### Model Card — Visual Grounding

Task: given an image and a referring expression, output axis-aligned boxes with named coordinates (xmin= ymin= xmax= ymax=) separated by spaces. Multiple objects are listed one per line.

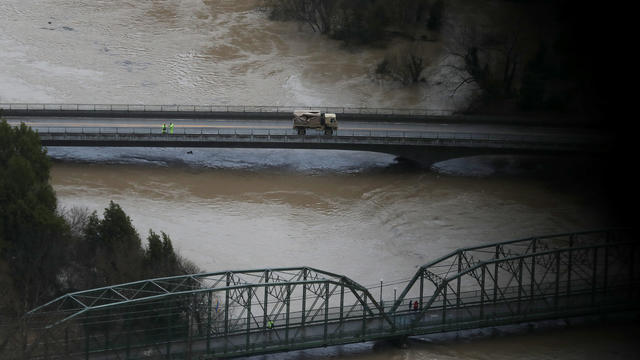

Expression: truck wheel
xmin=324 ymin=128 xmax=333 ymax=136
xmin=297 ymin=128 xmax=306 ymax=135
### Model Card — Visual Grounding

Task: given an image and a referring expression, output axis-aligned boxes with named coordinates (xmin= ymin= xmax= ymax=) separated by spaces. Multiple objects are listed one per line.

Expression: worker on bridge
xmin=170 ymin=122 xmax=174 ymax=134
xmin=162 ymin=123 xmax=167 ymax=134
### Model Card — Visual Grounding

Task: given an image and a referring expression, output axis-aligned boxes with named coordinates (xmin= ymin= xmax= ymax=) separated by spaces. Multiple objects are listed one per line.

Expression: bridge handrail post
xmin=339 ymin=284 xmax=344 ymax=334
xmin=225 ymin=273 xmax=230 ymax=338
xmin=456 ymin=252 xmax=462 ymax=312
xmin=419 ymin=271 xmax=424 ymax=311
xmin=323 ymin=282 xmax=329 ymax=345
xmin=361 ymin=291 xmax=366 ymax=339
xmin=480 ymin=264 xmax=486 ymax=322
xmin=263 ymin=270 xmax=269 ymax=331
xmin=246 ymin=289 xmax=251 ymax=351
xmin=285 ymin=284 xmax=291 ymax=346
xmin=442 ymin=284 xmax=447 ymax=327
xmin=530 ymin=238 xmax=537 ymax=301
xmin=302 ymin=268 xmax=307 ymax=328
xmin=517 ymin=256 xmax=524 ymax=315
xmin=207 ymin=291 xmax=212 ymax=354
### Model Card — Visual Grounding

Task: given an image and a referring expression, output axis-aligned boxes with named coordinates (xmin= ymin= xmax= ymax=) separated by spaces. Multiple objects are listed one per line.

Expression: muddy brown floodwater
xmin=0 ymin=0 xmax=466 ymax=108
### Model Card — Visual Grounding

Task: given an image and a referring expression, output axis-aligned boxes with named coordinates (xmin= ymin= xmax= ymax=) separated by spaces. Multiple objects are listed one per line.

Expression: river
xmin=47 ymin=147 xmax=626 ymax=359
xmin=2 ymin=0 xmax=634 ymax=358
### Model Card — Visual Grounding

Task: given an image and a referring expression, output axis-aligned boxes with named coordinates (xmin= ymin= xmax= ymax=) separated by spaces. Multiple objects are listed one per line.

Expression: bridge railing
xmin=1 ymin=103 xmax=457 ymax=116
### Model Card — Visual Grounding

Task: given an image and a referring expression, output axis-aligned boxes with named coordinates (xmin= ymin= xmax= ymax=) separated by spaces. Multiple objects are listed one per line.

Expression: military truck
xmin=292 ymin=110 xmax=338 ymax=135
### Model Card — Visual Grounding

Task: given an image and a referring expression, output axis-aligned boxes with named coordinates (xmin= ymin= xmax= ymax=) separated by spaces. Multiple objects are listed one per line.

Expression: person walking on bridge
xmin=162 ymin=123 xmax=167 ymax=134
xmin=170 ymin=122 xmax=174 ymax=134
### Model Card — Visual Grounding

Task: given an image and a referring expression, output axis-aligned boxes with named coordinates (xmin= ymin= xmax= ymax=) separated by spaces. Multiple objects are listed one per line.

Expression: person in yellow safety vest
xmin=162 ymin=123 xmax=166 ymax=134
xmin=170 ymin=122 xmax=174 ymax=134
xmin=267 ymin=320 xmax=274 ymax=329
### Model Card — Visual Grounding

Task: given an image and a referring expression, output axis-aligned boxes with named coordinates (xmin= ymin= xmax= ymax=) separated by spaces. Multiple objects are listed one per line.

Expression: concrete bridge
xmin=2 ymin=229 xmax=638 ymax=359
xmin=1 ymin=103 xmax=611 ymax=166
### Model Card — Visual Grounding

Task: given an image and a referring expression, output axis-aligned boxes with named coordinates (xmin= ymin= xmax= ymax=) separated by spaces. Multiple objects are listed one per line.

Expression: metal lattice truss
xmin=15 ymin=267 xmax=394 ymax=359
xmin=4 ymin=229 xmax=638 ymax=360
xmin=406 ymin=240 xmax=639 ymax=331
xmin=392 ymin=228 xmax=632 ymax=312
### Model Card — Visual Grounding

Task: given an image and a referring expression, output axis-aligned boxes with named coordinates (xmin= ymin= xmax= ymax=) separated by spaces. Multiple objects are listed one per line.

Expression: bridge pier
xmin=388 ymin=335 xmax=410 ymax=349
xmin=371 ymin=335 xmax=410 ymax=350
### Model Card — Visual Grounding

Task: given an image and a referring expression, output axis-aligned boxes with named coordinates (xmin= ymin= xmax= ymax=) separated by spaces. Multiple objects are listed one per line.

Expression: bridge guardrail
xmin=1 ymin=103 xmax=456 ymax=116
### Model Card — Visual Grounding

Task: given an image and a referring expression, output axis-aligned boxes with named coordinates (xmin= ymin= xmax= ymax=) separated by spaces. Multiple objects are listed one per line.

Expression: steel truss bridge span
xmin=4 ymin=229 xmax=638 ymax=359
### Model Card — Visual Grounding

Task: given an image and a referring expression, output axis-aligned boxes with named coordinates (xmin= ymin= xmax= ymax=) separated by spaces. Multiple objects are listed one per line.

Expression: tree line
xmin=266 ymin=0 xmax=445 ymax=44
xmin=265 ymin=0 xmax=609 ymax=118
xmin=0 ymin=119 xmax=200 ymax=328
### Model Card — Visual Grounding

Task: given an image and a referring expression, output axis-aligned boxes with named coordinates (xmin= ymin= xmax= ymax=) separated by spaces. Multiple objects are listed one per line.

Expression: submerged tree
xmin=376 ymin=41 xmax=432 ymax=84
xmin=445 ymin=21 xmax=524 ymax=99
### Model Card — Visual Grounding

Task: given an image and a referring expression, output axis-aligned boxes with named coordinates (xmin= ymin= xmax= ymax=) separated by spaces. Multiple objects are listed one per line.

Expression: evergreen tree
xmin=82 ymin=201 xmax=144 ymax=286
xmin=0 ymin=120 xmax=69 ymax=314
xmin=145 ymin=230 xmax=179 ymax=277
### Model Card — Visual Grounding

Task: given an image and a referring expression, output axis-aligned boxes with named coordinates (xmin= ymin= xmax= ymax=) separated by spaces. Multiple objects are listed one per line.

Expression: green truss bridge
xmin=3 ymin=229 xmax=638 ymax=359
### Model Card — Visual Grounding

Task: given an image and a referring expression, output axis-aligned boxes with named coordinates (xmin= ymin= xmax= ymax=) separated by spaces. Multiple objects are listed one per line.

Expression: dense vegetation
xmin=267 ymin=0 xmax=445 ymax=44
xmin=0 ymin=119 xmax=200 ymax=324
xmin=266 ymin=0 xmax=614 ymax=120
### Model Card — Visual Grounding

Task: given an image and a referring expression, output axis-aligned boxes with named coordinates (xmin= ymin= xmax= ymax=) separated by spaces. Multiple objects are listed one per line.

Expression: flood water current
xmin=2 ymin=0 xmax=636 ymax=358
